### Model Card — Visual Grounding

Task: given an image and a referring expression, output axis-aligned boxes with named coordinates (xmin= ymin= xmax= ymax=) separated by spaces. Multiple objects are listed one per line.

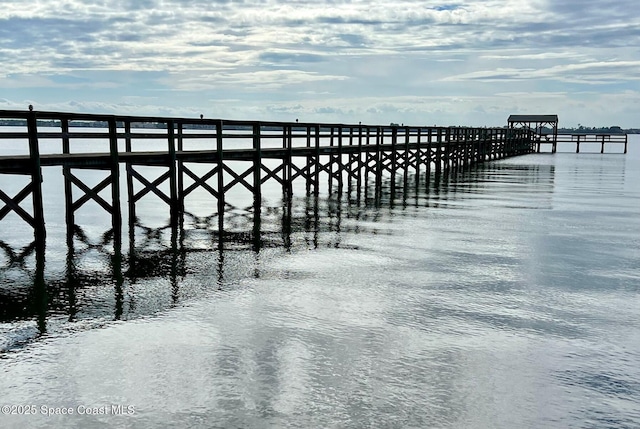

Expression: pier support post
xmin=177 ymin=122 xmax=185 ymax=216
xmin=357 ymin=126 xmax=364 ymax=198
xmin=216 ymin=120 xmax=225 ymax=235
xmin=425 ymin=129 xmax=432 ymax=181
xmin=124 ymin=120 xmax=136 ymax=257
xmin=314 ymin=125 xmax=321 ymax=197
xmin=328 ymin=127 xmax=334 ymax=194
xmin=253 ymin=123 xmax=262 ymax=250
xmin=390 ymin=126 xmax=397 ymax=193
xmin=305 ymin=126 xmax=312 ymax=196
xmin=624 ymin=135 xmax=628 ymax=154
xmin=336 ymin=126 xmax=343 ymax=193
xmin=346 ymin=127 xmax=354 ymax=192
xmin=27 ymin=111 xmax=46 ymax=248
xmin=435 ymin=129 xmax=442 ymax=177
xmin=62 ymin=118 xmax=73 ymax=246
xmin=284 ymin=124 xmax=293 ymax=197
xmin=415 ymin=128 xmax=422 ymax=183
xmin=108 ymin=117 xmax=122 ymax=252
xmin=375 ymin=127 xmax=383 ymax=193
xmin=167 ymin=120 xmax=179 ymax=225
xmin=403 ymin=127 xmax=410 ymax=190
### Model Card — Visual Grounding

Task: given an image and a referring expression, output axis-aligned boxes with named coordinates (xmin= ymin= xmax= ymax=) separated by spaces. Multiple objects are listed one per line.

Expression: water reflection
xmin=0 ymin=163 xmax=554 ymax=340
xmin=0 ymin=162 xmax=558 ymax=350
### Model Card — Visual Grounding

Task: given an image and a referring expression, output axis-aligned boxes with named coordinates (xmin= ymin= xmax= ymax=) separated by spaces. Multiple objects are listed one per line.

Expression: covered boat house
xmin=508 ymin=114 xmax=558 ymax=153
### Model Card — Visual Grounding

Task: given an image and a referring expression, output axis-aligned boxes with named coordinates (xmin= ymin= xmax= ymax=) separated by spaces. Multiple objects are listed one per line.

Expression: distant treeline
xmin=0 ymin=119 xmax=221 ymax=129
xmin=1 ymin=119 xmax=639 ymax=134
xmin=549 ymin=126 xmax=639 ymax=134
xmin=557 ymin=126 xmax=631 ymax=134
xmin=0 ymin=119 xmax=268 ymax=131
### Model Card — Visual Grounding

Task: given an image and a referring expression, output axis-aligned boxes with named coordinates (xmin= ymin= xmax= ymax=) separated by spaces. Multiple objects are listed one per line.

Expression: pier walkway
xmin=1 ymin=109 xmax=535 ymax=246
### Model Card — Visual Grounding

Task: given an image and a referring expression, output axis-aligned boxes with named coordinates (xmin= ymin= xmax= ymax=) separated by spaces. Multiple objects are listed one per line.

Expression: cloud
xmin=258 ymin=52 xmax=326 ymax=64
xmin=443 ymin=60 xmax=640 ymax=84
xmin=0 ymin=0 xmax=639 ymax=127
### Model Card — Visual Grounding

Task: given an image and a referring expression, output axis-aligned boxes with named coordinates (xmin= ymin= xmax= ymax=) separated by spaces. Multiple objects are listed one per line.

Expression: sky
xmin=0 ymin=0 xmax=639 ymax=128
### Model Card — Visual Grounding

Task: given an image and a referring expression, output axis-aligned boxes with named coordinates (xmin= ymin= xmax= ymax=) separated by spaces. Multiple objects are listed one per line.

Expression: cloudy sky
xmin=1 ymin=0 xmax=639 ymax=127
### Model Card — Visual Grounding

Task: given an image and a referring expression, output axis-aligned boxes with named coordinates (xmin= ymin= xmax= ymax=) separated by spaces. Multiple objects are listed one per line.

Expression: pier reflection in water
xmin=1 ymin=161 xmax=555 ymax=346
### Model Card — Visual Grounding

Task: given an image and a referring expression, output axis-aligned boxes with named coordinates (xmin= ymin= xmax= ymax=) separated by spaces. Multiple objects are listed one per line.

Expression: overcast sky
xmin=1 ymin=0 xmax=639 ymax=127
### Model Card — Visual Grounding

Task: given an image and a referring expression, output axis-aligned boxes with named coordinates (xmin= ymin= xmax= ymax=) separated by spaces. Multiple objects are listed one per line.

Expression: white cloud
xmin=443 ymin=60 xmax=640 ymax=84
xmin=0 ymin=0 xmax=639 ymax=127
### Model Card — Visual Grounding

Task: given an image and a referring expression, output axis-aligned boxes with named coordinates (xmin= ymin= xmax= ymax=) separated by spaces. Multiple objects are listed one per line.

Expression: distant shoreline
xmin=0 ymin=119 xmax=637 ymax=134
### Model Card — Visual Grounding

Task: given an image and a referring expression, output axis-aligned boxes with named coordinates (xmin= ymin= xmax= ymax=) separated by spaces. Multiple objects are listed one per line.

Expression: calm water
xmin=1 ymin=136 xmax=639 ymax=428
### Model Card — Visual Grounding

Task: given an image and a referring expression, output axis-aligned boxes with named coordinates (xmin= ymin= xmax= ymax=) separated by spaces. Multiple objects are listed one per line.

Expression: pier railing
xmin=534 ymin=133 xmax=628 ymax=153
xmin=0 ymin=109 xmax=535 ymax=245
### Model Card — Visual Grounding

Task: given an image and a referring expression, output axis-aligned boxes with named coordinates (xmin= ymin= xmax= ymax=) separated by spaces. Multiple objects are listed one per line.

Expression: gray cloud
xmin=259 ymin=52 xmax=325 ymax=64
xmin=0 ymin=0 xmax=638 ymax=126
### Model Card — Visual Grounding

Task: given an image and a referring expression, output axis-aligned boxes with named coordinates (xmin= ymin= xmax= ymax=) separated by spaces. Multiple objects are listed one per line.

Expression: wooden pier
xmin=1 ymin=109 xmax=536 ymax=247
xmin=507 ymin=114 xmax=628 ymax=154
xmin=535 ymin=133 xmax=628 ymax=154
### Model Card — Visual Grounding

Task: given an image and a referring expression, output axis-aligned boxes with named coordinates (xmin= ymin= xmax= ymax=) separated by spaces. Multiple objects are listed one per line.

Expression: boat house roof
xmin=508 ymin=115 xmax=558 ymax=124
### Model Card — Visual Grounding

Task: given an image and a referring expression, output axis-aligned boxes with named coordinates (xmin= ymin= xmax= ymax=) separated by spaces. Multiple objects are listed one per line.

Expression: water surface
xmin=1 ymin=137 xmax=639 ymax=428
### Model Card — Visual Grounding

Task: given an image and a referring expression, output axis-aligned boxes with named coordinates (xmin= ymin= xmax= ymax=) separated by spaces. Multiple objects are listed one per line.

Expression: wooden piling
xmin=108 ymin=117 xmax=122 ymax=250
xmin=216 ymin=120 xmax=225 ymax=235
xmin=62 ymin=118 xmax=73 ymax=245
xmin=177 ymin=122 xmax=185 ymax=216
xmin=26 ymin=111 xmax=46 ymax=247
xmin=435 ymin=128 xmax=443 ymax=176
xmin=336 ymin=126 xmax=343 ymax=192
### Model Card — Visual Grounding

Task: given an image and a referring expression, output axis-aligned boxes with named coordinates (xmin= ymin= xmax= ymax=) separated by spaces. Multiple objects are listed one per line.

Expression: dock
xmin=0 ymin=109 xmax=614 ymax=249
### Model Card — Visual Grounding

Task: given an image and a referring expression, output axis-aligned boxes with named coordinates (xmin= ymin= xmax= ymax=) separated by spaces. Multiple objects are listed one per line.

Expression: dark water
xmin=1 ymin=137 xmax=639 ymax=428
